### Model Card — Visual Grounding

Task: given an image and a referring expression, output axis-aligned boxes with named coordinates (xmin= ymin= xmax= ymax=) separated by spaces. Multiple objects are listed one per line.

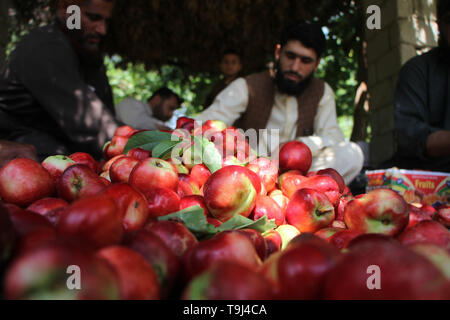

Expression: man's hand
xmin=426 ymin=130 xmax=450 ymax=157
xmin=0 ymin=140 xmax=38 ymax=168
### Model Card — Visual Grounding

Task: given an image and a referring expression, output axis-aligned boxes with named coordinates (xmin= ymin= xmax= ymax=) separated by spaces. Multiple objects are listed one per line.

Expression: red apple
xmin=109 ymin=156 xmax=139 ymax=183
xmin=435 ymin=205 xmax=450 ymax=228
xmin=3 ymin=203 xmax=57 ymax=257
xmin=0 ymin=158 xmax=55 ymax=207
xmin=202 ymin=120 xmax=227 ymax=133
xmin=4 ymin=242 xmax=121 ymax=300
xmin=97 ymin=246 xmax=160 ymax=300
xmin=103 ymin=135 xmax=129 ymax=160
xmin=286 ymin=188 xmax=335 ymax=233
xmin=44 ymin=206 xmax=66 ymax=227
xmin=167 ymin=159 xmax=189 ymax=175
xmin=233 ymin=229 xmax=267 ymax=262
xmin=129 ymin=158 xmax=179 ymax=193
xmin=336 ymin=195 xmax=352 ymax=221
xmin=142 ymin=187 xmax=181 ymax=218
xmin=189 ymin=164 xmax=211 ymax=188
xmin=183 ymin=261 xmax=273 ymax=300
xmin=176 ymin=117 xmax=196 ymax=132
xmin=57 ymin=164 xmax=106 ymax=202
xmin=397 ymin=220 xmax=450 ymax=251
xmin=277 ymin=170 xmax=308 ymax=198
xmin=41 ymin=155 xmax=76 ymax=184
xmin=268 ymin=189 xmax=289 ymax=213
xmin=114 ymin=125 xmax=136 ymax=138
xmin=222 ymin=155 xmax=245 ymax=167
xmin=409 ymin=243 xmax=450 ymax=280
xmin=275 ymin=224 xmax=301 ymax=250
xmin=203 ymin=165 xmax=257 ymax=222
xmin=263 ymin=230 xmax=282 ymax=258
xmin=296 ymin=175 xmax=341 ymax=207
xmin=323 ymin=239 xmax=450 ymax=299
xmin=144 ymin=220 xmax=198 ymax=261
xmin=247 ymin=157 xmax=278 ymax=193
xmin=344 ymin=189 xmax=409 ymax=237
xmin=57 ymin=194 xmax=124 ymax=249
xmin=278 ymin=141 xmax=312 ymax=174
xmin=260 ymin=234 xmax=341 ymax=299
xmin=4 ymin=203 xmax=54 ymax=237
xmin=407 ymin=203 xmax=434 ymax=229
xmin=102 ymin=154 xmax=125 ymax=172
xmin=180 ymin=195 xmax=208 ymax=217
xmin=346 ymin=233 xmax=399 ymax=249
xmin=69 ymin=152 xmax=98 ymax=173
xmin=315 ymin=227 xmax=344 ymax=242
xmin=123 ymin=230 xmax=180 ymax=299
xmin=126 ymin=148 xmax=151 ymax=161
xmin=316 ymin=168 xmax=346 ymax=194
xmin=252 ymin=195 xmax=285 ymax=227
xmin=26 ymin=197 xmax=68 ymax=217
xmin=102 ymin=183 xmax=149 ymax=232
xmin=182 ymin=231 xmax=262 ymax=281
xmin=328 ymin=229 xmax=363 ymax=250
xmin=177 ymin=180 xmax=200 ymax=198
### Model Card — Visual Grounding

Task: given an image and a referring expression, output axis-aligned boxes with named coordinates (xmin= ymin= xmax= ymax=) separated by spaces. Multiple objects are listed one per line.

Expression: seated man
xmin=0 ymin=0 xmax=120 ymax=160
xmin=204 ymin=49 xmax=243 ymax=108
xmin=393 ymin=0 xmax=450 ymax=172
xmin=115 ymin=87 xmax=183 ymax=131
xmin=196 ymin=21 xmax=364 ymax=184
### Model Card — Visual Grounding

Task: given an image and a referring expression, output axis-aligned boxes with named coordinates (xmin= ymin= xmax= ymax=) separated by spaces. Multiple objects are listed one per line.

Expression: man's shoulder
xmin=245 ymin=70 xmax=272 ymax=81
xmin=402 ymin=47 xmax=441 ymax=73
xmin=116 ymin=98 xmax=147 ymax=109
xmin=10 ymin=23 xmax=74 ymax=62
xmin=19 ymin=23 xmax=69 ymax=48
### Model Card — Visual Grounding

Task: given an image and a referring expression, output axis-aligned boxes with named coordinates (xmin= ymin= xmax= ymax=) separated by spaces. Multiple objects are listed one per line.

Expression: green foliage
xmin=158 ymin=206 xmax=276 ymax=241
xmin=105 ymin=55 xmax=219 ymax=115
xmin=316 ymin=2 xmax=360 ymax=118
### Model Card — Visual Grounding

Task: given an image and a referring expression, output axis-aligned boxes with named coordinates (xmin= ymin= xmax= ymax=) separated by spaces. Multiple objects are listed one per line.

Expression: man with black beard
xmin=196 ymin=21 xmax=364 ymax=184
xmin=0 ymin=0 xmax=120 ymax=160
xmin=392 ymin=0 xmax=450 ymax=172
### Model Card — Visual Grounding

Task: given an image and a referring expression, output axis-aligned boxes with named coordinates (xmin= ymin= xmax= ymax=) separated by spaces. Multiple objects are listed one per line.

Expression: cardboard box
xmin=366 ymin=168 xmax=450 ymax=207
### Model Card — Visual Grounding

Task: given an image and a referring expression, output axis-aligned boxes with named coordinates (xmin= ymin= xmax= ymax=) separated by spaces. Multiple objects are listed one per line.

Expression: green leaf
xmin=217 ymin=215 xmax=276 ymax=234
xmin=157 ymin=206 xmax=276 ymax=240
xmin=157 ymin=206 xmax=217 ymax=239
xmin=152 ymin=139 xmax=183 ymax=159
xmin=124 ymin=130 xmax=174 ymax=155
xmin=200 ymin=137 xmax=222 ymax=173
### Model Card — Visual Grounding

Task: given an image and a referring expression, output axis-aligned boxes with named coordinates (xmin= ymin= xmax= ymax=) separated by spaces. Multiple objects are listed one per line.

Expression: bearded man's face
xmin=274 ymin=40 xmax=320 ymax=95
xmin=60 ymin=0 xmax=114 ymax=65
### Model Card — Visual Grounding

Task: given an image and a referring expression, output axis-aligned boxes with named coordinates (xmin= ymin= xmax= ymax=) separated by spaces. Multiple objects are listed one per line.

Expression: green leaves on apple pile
xmin=158 ymin=206 xmax=277 ymax=240
xmin=123 ymin=131 xmax=222 ymax=173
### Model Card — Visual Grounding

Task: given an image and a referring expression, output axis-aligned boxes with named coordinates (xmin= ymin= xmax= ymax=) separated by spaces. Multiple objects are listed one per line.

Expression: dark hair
xmin=279 ymin=20 xmax=326 ymax=58
xmin=438 ymin=0 xmax=450 ymax=20
xmin=222 ymin=48 xmax=242 ymax=59
xmin=149 ymin=87 xmax=183 ymax=105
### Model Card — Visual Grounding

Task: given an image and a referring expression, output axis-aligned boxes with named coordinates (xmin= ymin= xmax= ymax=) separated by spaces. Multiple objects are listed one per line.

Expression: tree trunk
xmin=0 ymin=0 xmax=11 ymax=71
xmin=350 ymin=2 xmax=371 ymax=143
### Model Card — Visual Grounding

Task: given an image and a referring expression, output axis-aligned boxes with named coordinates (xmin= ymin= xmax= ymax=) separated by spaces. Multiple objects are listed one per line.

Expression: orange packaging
xmin=366 ymin=168 xmax=450 ymax=207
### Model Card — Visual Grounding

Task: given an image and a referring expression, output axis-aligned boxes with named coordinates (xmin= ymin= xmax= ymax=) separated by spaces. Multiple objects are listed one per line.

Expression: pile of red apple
xmin=0 ymin=119 xmax=449 ymax=300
